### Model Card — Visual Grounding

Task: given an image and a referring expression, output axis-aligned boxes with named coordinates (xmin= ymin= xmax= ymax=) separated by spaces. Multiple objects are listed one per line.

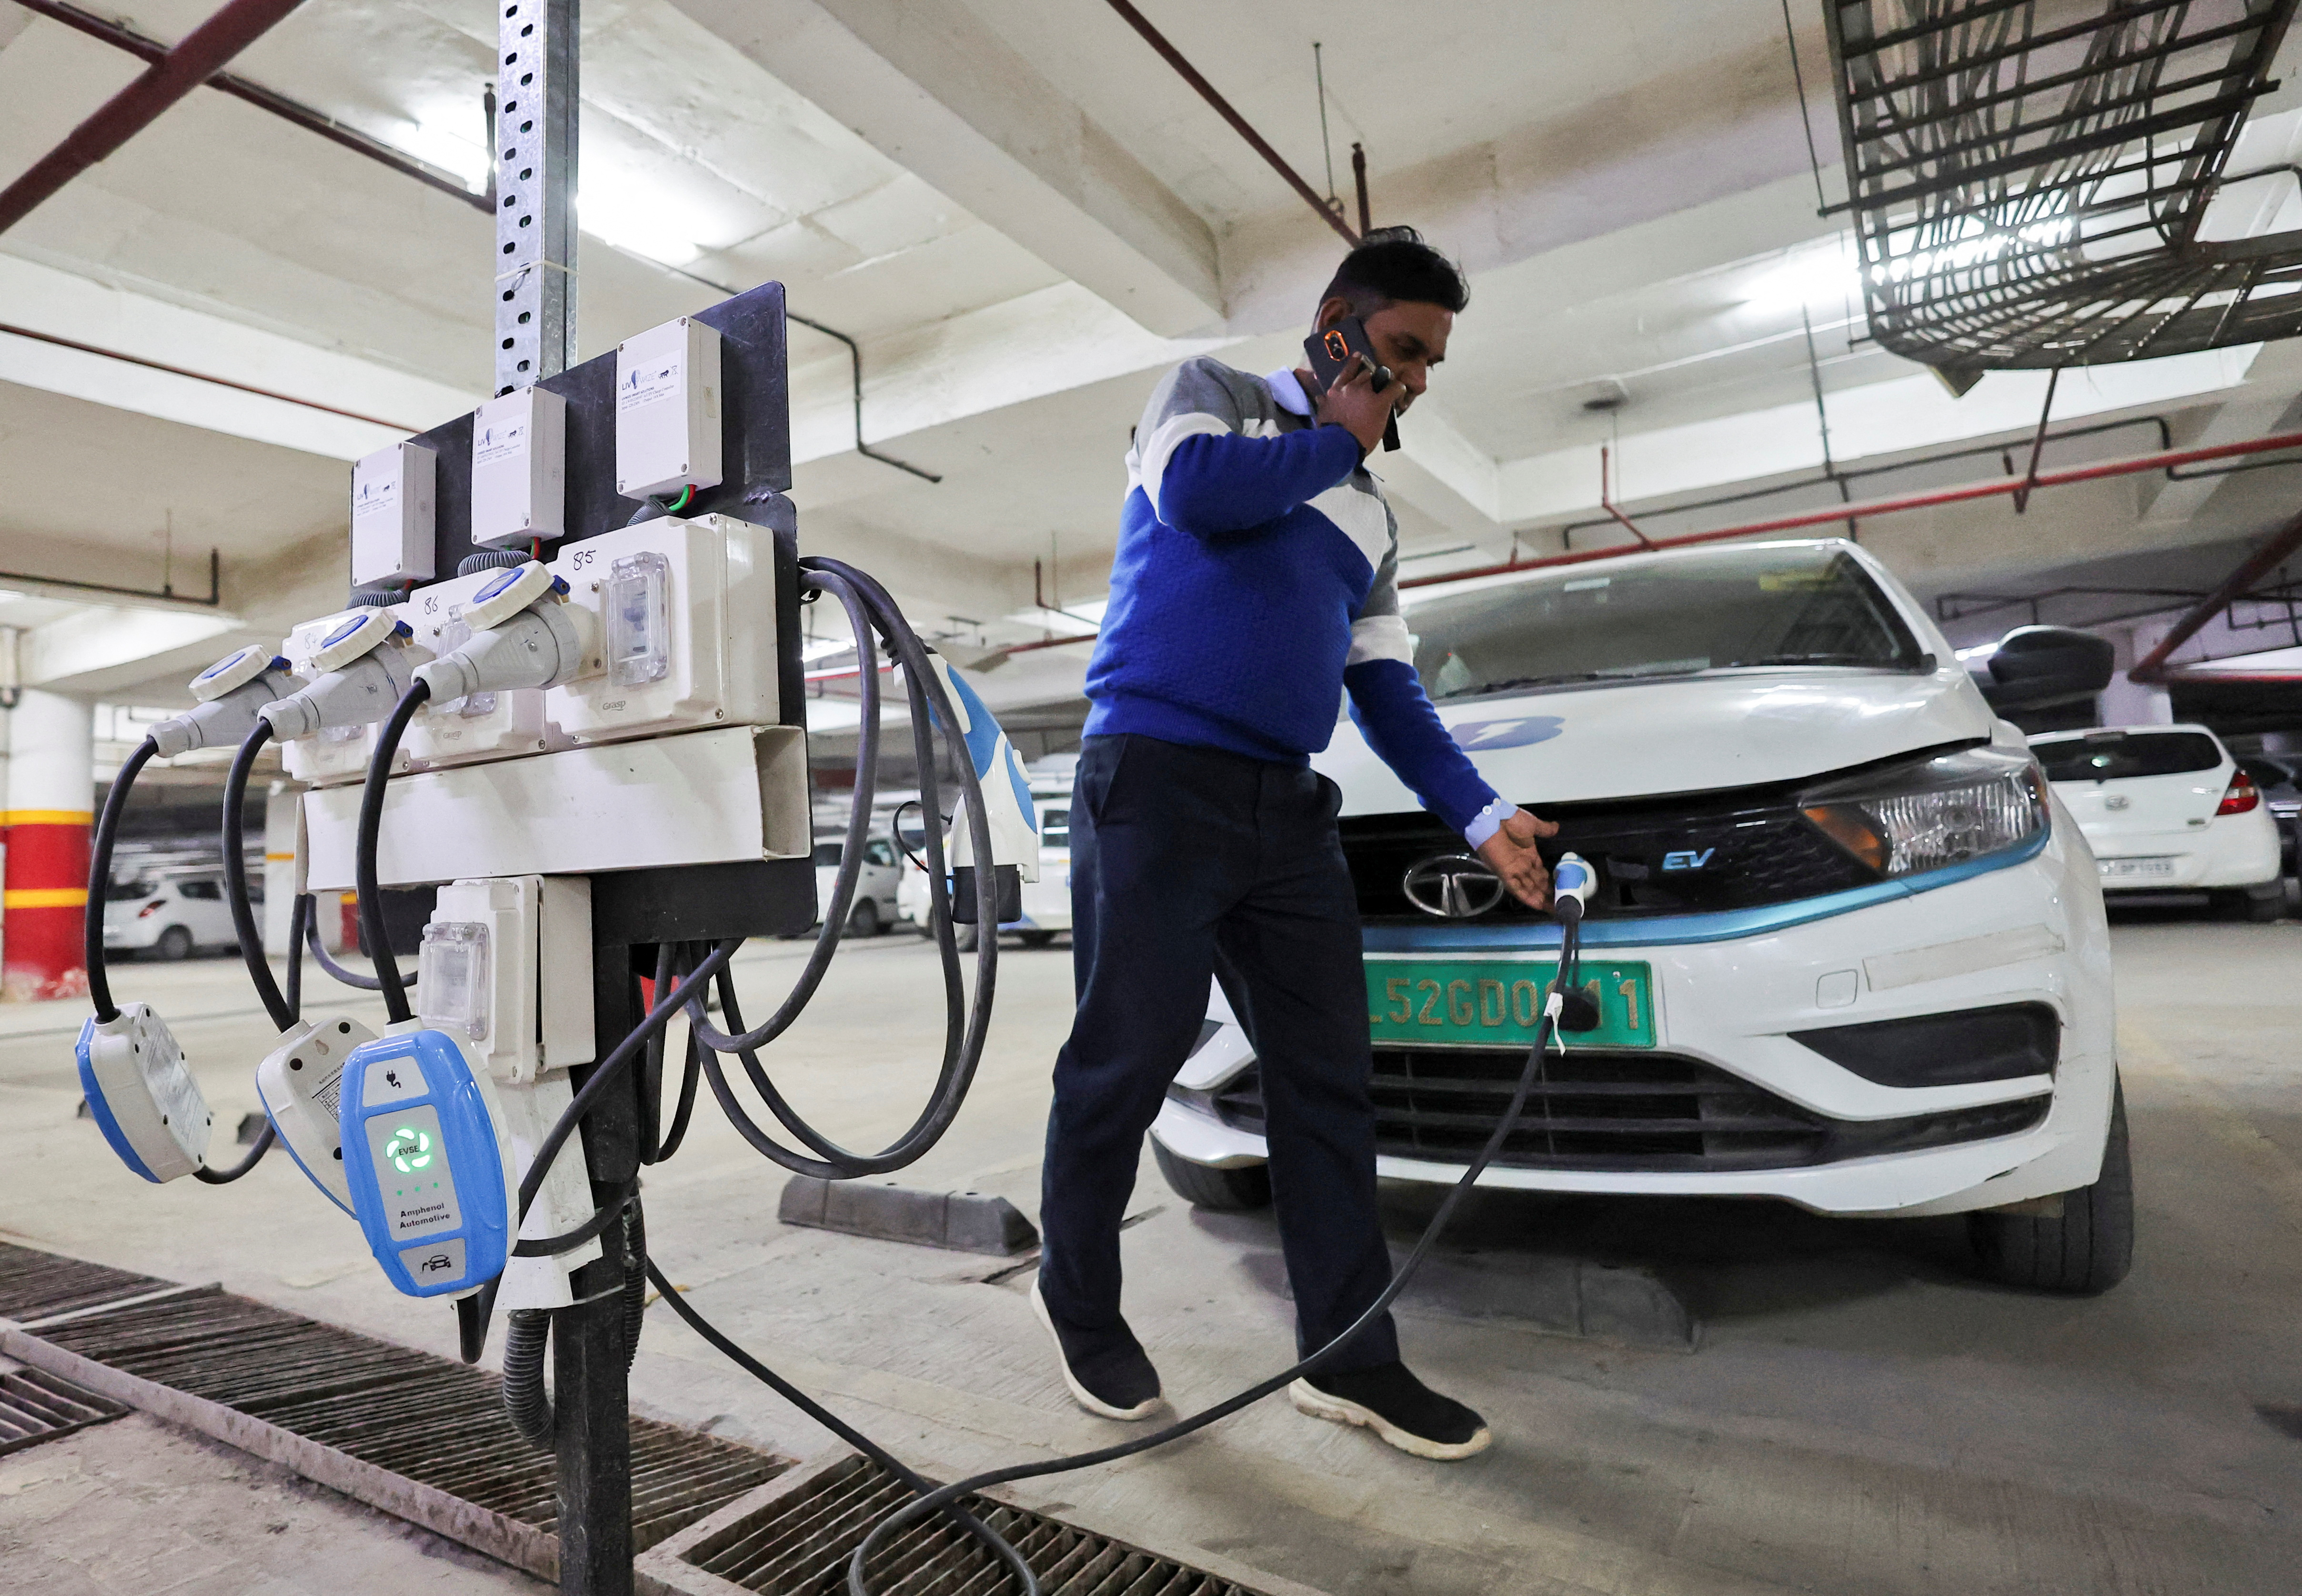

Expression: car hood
xmin=1318 ymin=666 xmax=1998 ymax=813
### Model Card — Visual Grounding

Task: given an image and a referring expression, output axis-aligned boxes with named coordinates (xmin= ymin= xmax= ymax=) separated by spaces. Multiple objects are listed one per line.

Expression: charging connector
xmin=150 ymin=647 xmax=308 ymax=758
xmin=255 ymin=1014 xmax=380 ymax=1214
xmin=261 ymin=615 xmax=426 ymax=743
xmin=411 ymin=562 xmax=594 ymax=702
xmin=76 ymin=1004 xmax=211 ymax=1183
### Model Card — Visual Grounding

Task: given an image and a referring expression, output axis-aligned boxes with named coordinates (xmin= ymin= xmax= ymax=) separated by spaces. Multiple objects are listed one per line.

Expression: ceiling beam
xmin=663 ymin=0 xmax=1223 ymax=336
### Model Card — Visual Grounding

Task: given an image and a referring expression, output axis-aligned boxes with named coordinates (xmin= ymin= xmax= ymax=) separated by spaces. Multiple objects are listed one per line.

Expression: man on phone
xmin=1033 ymin=227 xmax=1556 ymax=1460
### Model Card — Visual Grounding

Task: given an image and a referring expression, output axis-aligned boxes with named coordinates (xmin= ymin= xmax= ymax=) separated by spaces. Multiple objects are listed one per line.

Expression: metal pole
xmin=495 ymin=0 xmax=579 ymax=395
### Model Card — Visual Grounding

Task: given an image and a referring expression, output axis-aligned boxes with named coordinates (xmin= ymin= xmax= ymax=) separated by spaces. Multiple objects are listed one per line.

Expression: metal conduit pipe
xmin=2128 ymin=506 xmax=2302 ymax=683
xmin=0 ymin=0 xmax=313 ymax=237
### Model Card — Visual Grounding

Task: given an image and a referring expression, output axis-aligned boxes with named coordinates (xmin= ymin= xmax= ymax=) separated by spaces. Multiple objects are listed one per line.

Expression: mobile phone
xmin=1303 ymin=316 xmax=1401 ymax=452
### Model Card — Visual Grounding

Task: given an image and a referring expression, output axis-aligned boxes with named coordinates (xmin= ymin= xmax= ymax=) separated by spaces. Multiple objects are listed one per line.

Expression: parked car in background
xmin=2235 ymin=753 xmax=2302 ymax=878
xmin=102 ymin=873 xmax=243 ymax=960
xmin=811 ymin=836 xmax=901 ymax=936
xmin=896 ymin=763 xmax=1075 ymax=948
xmin=1152 ymin=538 xmax=2132 ymax=1295
xmin=2030 ymin=725 xmax=2283 ymax=920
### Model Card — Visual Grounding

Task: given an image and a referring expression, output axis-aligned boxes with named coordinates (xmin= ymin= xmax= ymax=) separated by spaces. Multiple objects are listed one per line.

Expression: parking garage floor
xmin=3 ymin=916 xmax=2298 ymax=1596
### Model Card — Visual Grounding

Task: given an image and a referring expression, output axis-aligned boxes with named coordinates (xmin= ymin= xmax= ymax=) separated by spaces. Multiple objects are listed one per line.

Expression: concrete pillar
xmin=263 ymin=781 xmax=298 ymax=957
xmin=3 ymin=689 xmax=95 ymax=1002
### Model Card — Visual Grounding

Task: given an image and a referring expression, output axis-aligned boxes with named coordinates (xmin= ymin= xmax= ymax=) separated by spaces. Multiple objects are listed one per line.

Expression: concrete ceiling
xmin=6 ymin=0 xmax=2302 ymax=724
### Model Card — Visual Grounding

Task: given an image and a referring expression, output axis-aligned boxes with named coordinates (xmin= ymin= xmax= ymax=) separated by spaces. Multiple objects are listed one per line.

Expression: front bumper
xmin=1153 ymin=832 xmax=2116 ymax=1218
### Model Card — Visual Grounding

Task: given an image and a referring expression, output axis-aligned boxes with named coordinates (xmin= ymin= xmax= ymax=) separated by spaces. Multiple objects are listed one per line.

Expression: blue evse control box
xmin=340 ymin=1028 xmax=513 ymax=1298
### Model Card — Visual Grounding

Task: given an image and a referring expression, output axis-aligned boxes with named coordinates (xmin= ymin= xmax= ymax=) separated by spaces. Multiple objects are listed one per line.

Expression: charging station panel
xmin=341 ymin=1029 xmax=513 ymax=1298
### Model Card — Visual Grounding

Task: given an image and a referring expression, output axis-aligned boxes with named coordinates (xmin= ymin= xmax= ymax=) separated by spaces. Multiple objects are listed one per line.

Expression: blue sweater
xmin=1084 ymin=358 xmax=1505 ymax=841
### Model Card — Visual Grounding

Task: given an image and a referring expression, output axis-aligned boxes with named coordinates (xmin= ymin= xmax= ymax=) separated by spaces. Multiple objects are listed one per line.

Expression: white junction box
xmin=419 ymin=874 xmax=594 ymax=1084
xmin=351 ymin=441 xmax=437 ymax=588
xmin=615 ymin=317 xmax=723 ymax=501
xmin=548 ymin=513 xmax=777 ymax=743
xmin=278 ymin=606 xmax=416 ymax=787
xmin=399 ymin=568 xmax=563 ymax=769
xmin=471 ymin=387 xmax=567 ymax=547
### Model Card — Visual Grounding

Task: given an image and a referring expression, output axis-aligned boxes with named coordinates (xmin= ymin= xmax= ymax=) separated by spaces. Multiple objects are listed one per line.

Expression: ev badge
xmin=2104 ymin=793 xmax=2132 ymax=811
xmin=1402 ymin=853 xmax=1507 ymax=919
xmin=1448 ymin=716 xmax=1565 ymax=752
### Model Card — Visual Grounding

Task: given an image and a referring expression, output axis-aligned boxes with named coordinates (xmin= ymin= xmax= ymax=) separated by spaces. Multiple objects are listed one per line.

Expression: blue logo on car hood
xmin=1448 ymin=715 xmax=1565 ymax=751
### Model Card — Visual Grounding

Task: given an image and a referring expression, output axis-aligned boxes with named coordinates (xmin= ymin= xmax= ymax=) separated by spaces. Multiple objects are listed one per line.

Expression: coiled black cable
xmin=221 ymin=722 xmax=293 ymax=1032
xmin=298 ymin=892 xmax=414 ymax=992
xmin=357 ymin=681 xmax=432 ymax=1023
xmin=833 ymin=908 xmax=1587 ymax=1596
xmin=85 ymin=738 xmax=157 ymax=1025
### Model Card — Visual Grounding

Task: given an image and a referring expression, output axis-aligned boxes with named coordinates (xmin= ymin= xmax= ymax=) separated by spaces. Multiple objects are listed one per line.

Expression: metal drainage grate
xmin=29 ymin=1287 xmax=784 ymax=1549
xmin=0 ymin=1365 xmax=128 ymax=1457
xmin=0 ymin=1240 xmax=170 ymax=1323
xmin=684 ymin=1453 xmax=1261 ymax=1596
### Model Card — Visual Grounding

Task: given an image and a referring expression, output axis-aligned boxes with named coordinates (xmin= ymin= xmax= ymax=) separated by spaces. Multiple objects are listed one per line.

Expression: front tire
xmin=2212 ymin=886 xmax=2283 ymax=922
xmin=1967 ymin=1078 xmax=2134 ymax=1295
xmin=1019 ymin=929 xmax=1057 ymax=948
xmin=1152 ymin=1137 xmax=1272 ymax=1211
xmin=155 ymin=925 xmax=194 ymax=961
xmin=846 ymin=898 xmax=881 ymax=937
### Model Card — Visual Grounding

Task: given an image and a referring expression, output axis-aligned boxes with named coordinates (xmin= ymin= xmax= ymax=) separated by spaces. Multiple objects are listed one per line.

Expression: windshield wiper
xmin=1723 ymin=652 xmax=1889 ymax=668
xmin=1437 ymin=664 xmax=1706 ymax=698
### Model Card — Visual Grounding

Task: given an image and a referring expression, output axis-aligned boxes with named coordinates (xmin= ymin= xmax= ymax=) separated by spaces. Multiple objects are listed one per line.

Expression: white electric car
xmin=1151 ymin=539 xmax=2132 ymax=1293
xmin=2029 ymin=724 xmax=2282 ymax=920
xmin=102 ymin=873 xmax=242 ymax=960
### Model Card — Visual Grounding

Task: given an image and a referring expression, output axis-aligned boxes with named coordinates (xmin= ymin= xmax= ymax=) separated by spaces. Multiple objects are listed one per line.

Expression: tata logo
xmin=1450 ymin=716 xmax=1565 ymax=752
xmin=1401 ymin=853 xmax=1505 ymax=919
xmin=1661 ymin=848 xmax=1716 ymax=872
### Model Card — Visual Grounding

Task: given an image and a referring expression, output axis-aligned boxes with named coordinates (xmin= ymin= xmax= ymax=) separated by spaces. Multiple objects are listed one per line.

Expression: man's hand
xmin=1476 ymin=808 xmax=1560 ymax=910
xmin=1314 ymin=355 xmax=1407 ymax=456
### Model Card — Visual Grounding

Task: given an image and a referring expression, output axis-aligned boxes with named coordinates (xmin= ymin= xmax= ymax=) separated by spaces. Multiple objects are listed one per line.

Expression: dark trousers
xmin=1038 ymin=733 xmax=1399 ymax=1371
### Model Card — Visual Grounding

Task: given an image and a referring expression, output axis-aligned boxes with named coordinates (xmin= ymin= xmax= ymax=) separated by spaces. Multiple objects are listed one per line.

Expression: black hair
xmin=1320 ymin=225 xmax=1469 ymax=315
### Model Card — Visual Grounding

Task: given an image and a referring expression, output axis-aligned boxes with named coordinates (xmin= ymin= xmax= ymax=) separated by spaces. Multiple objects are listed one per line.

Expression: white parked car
xmin=2029 ymin=724 xmax=2282 ymax=920
xmin=1152 ymin=539 xmax=2132 ymax=1294
xmin=812 ymin=837 xmax=901 ymax=936
xmin=102 ymin=873 xmax=242 ymax=960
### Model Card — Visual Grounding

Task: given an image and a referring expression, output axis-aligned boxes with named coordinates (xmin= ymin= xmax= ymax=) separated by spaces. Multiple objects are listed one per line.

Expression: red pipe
xmin=2127 ymin=504 xmax=2302 ymax=683
xmin=1101 ymin=0 xmax=1359 ymax=246
xmin=986 ymin=424 xmax=2302 ymax=660
xmin=0 ymin=322 xmax=422 ymax=431
xmin=1399 ymin=424 xmax=2302 ymax=590
xmin=0 ymin=0 xmax=311 ymax=237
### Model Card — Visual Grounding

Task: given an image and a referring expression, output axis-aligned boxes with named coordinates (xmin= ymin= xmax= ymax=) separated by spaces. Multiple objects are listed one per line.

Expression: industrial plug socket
xmin=412 ymin=601 xmax=591 ymax=703
xmin=261 ymin=641 xmax=425 ymax=742
xmin=151 ymin=668 xmax=306 ymax=758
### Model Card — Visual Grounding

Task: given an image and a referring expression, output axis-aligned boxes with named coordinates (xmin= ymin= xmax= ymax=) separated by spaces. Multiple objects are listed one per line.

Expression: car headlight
xmin=1800 ymin=747 xmax=2049 ymax=878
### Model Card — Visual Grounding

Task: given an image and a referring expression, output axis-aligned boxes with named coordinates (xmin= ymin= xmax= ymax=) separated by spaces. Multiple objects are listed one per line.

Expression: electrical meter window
xmin=418 ymin=922 xmax=491 ymax=1040
xmin=607 ymin=551 xmax=672 ymax=687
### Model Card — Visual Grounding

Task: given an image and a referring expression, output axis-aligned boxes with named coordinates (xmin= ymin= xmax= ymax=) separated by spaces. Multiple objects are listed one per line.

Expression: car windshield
xmin=105 ymin=879 xmax=158 ymax=902
xmin=1040 ymin=808 xmax=1070 ymax=848
xmin=2035 ymin=730 xmax=2223 ymax=782
xmin=1407 ymin=546 xmax=1926 ymax=701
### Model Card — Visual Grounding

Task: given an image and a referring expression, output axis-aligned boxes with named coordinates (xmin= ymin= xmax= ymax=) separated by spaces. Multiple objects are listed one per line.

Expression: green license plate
xmin=1365 ymin=959 xmax=1656 ymax=1050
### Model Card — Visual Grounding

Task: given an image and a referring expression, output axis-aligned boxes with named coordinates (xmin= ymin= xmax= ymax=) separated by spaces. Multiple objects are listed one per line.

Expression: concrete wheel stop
xmin=778 ymin=1175 xmax=1040 ymax=1255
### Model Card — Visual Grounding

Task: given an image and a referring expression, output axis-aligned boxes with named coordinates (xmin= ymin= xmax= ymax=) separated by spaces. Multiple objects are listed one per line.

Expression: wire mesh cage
xmin=1825 ymin=0 xmax=2302 ymax=371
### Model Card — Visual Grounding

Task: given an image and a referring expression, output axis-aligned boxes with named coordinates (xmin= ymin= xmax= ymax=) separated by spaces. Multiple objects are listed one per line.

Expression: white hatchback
xmin=102 ymin=874 xmax=242 ymax=960
xmin=1150 ymin=539 xmax=2132 ymax=1294
xmin=2029 ymin=725 xmax=2282 ymax=919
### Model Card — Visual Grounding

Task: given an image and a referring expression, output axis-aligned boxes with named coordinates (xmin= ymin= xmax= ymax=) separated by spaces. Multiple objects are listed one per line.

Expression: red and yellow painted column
xmin=3 ymin=690 xmax=95 ymax=1003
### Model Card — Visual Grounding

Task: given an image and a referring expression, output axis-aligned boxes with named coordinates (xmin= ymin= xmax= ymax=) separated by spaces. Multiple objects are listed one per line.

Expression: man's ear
xmin=1313 ymin=295 xmax=1354 ymax=333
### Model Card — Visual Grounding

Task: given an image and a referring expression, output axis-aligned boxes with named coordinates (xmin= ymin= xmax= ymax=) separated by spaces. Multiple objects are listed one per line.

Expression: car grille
xmin=1209 ymin=1048 xmax=2049 ymax=1173
xmin=1343 ymin=784 xmax=1880 ymax=923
